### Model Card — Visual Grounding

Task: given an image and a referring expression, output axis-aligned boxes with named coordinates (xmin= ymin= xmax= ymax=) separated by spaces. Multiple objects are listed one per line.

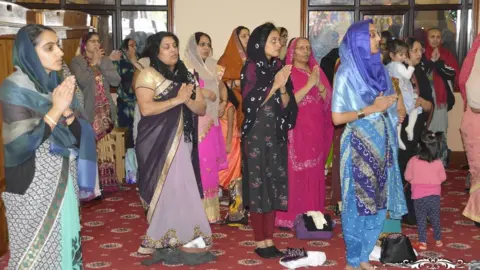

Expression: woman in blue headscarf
xmin=331 ymin=20 xmax=407 ymax=270
xmin=0 ymin=24 xmax=97 ymax=269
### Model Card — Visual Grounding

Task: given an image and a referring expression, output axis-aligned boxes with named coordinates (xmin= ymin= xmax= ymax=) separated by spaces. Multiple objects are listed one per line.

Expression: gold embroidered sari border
xmin=142 ymin=225 xmax=212 ymax=249
xmin=198 ymin=119 xmax=214 ymax=143
xmin=147 ymin=113 xmax=184 ymax=223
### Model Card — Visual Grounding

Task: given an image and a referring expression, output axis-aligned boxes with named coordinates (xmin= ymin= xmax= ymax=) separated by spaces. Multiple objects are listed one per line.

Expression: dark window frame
xmin=303 ymin=0 xmax=472 ymax=65
xmin=14 ymin=0 xmax=173 ymax=49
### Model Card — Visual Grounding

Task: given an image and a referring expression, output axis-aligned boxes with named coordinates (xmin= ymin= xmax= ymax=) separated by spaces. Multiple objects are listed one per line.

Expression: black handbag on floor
xmin=380 ymin=233 xmax=417 ymax=264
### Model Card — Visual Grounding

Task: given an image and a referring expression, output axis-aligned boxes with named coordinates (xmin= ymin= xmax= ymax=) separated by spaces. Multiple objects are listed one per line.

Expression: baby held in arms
xmin=385 ymin=39 xmax=422 ymax=150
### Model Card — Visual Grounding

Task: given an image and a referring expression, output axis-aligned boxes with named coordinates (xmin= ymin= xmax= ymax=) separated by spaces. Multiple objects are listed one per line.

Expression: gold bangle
xmin=45 ymin=114 xmax=57 ymax=126
xmin=168 ymin=99 xmax=173 ymax=107
xmin=319 ymin=85 xmax=326 ymax=93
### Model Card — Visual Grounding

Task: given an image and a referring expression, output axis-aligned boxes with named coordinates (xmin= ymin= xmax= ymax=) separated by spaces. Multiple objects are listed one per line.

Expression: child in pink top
xmin=405 ymin=131 xmax=447 ymax=251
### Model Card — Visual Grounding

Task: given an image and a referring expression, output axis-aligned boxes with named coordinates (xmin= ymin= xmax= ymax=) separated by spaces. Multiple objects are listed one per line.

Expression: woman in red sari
xmin=275 ymin=38 xmax=334 ymax=229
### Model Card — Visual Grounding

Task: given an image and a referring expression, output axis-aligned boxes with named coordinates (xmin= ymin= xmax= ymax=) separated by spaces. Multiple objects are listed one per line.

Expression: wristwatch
xmin=357 ymin=109 xmax=365 ymax=119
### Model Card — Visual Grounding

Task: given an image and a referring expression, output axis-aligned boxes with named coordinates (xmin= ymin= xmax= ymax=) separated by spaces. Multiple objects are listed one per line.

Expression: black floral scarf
xmin=240 ymin=23 xmax=298 ymax=141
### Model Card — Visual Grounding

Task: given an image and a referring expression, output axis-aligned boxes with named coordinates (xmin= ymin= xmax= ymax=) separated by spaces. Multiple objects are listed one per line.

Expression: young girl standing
xmin=218 ymin=88 xmax=246 ymax=226
xmin=385 ymin=39 xmax=421 ymax=150
xmin=405 ymin=131 xmax=447 ymax=250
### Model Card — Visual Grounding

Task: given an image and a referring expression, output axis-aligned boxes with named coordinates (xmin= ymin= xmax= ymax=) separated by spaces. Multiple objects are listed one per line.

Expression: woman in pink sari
xmin=184 ymin=32 xmax=228 ymax=223
xmin=459 ymin=33 xmax=480 ymax=227
xmin=275 ymin=38 xmax=334 ymax=228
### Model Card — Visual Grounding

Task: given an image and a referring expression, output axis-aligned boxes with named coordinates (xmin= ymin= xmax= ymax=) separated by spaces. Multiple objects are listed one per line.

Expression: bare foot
xmin=256 ymin=241 xmax=267 ymax=249
xmin=264 ymin=239 xmax=274 ymax=247
xmin=360 ymin=262 xmax=375 ymax=270
xmin=345 ymin=265 xmax=360 ymax=270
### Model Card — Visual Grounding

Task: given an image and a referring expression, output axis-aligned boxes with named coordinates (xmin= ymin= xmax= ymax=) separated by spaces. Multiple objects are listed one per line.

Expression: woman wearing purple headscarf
xmin=331 ymin=20 xmax=407 ymax=270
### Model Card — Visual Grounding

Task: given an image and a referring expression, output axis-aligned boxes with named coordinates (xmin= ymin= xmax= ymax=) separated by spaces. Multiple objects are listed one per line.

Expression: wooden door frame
xmin=474 ymin=0 xmax=479 ymax=35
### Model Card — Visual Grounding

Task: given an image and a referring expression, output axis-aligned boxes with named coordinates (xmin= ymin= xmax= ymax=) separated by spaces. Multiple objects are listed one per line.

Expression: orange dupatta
xmin=218 ymin=29 xmax=247 ymax=130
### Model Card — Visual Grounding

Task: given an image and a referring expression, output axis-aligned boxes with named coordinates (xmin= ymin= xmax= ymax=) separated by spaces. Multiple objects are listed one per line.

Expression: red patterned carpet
xmin=1 ymin=167 xmax=479 ymax=269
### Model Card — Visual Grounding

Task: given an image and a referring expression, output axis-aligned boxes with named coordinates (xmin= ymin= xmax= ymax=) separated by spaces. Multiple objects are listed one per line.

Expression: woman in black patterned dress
xmin=241 ymin=22 xmax=298 ymax=259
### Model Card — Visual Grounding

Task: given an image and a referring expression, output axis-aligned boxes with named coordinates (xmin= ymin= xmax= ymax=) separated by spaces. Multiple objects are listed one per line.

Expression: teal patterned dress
xmin=114 ymin=52 xmax=138 ymax=147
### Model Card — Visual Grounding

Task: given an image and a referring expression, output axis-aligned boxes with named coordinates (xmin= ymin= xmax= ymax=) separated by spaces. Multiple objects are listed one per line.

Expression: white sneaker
xmin=279 ymin=251 xmax=326 ymax=269
xmin=183 ymin=237 xmax=206 ymax=248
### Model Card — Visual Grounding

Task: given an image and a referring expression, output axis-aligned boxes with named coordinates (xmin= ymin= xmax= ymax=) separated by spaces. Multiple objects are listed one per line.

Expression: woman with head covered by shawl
xmin=0 ymin=24 xmax=97 ymax=269
xmin=241 ymin=22 xmax=298 ymax=258
xmin=331 ymin=20 xmax=407 ymax=270
xmin=459 ymin=33 xmax=480 ymax=227
xmin=274 ymin=37 xmax=334 ymax=229
xmin=70 ymin=32 xmax=122 ymax=193
xmin=113 ymin=38 xmax=142 ymax=148
xmin=184 ymin=32 xmax=228 ymax=223
xmin=218 ymin=26 xmax=250 ymax=132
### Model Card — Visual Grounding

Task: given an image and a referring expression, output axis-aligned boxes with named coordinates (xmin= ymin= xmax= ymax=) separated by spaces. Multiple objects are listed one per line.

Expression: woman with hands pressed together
xmin=113 ymin=38 xmax=143 ymax=148
xmin=331 ymin=20 xmax=407 ymax=270
xmin=184 ymin=32 xmax=228 ymax=224
xmin=275 ymin=37 xmax=334 ymax=229
xmin=134 ymin=32 xmax=212 ymax=256
xmin=0 ymin=24 xmax=97 ymax=269
xmin=241 ymin=22 xmax=298 ymax=259
xmin=70 ymin=31 xmax=122 ymax=193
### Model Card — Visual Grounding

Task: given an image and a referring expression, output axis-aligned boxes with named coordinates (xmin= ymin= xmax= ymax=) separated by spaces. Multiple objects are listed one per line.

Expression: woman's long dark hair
xmin=405 ymin=36 xmax=422 ymax=60
xmin=235 ymin=26 xmax=249 ymax=51
xmin=418 ymin=131 xmax=444 ymax=162
xmin=120 ymin=38 xmax=133 ymax=51
xmin=405 ymin=36 xmax=418 ymax=49
xmin=235 ymin=26 xmax=248 ymax=37
xmin=278 ymin=27 xmax=288 ymax=36
xmin=384 ymin=39 xmax=408 ymax=65
xmin=226 ymin=83 xmax=240 ymax=109
xmin=143 ymin=31 xmax=189 ymax=83
xmin=141 ymin=34 xmax=157 ymax=58
xmin=194 ymin=32 xmax=212 ymax=45
xmin=80 ymin=32 xmax=100 ymax=55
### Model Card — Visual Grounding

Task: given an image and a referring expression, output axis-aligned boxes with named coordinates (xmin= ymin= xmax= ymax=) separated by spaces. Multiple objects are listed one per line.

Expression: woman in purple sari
xmin=134 ymin=32 xmax=212 ymax=256
xmin=275 ymin=37 xmax=334 ymax=229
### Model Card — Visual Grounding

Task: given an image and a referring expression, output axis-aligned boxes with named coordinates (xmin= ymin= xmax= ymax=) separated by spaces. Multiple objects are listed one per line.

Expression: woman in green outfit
xmin=0 ymin=24 xmax=97 ymax=269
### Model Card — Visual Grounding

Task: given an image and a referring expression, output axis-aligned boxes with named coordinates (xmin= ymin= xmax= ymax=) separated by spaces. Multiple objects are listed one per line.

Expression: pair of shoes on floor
xmin=280 ymin=247 xmax=308 ymax=262
xmin=413 ymin=242 xmax=427 ymax=251
xmin=141 ymin=248 xmax=216 ymax=266
xmin=255 ymin=246 xmax=284 ymax=259
xmin=334 ymin=203 xmax=341 ymax=216
xmin=137 ymin=245 xmax=156 ymax=255
xmin=223 ymin=213 xmax=249 ymax=226
xmin=279 ymin=248 xmax=326 ymax=269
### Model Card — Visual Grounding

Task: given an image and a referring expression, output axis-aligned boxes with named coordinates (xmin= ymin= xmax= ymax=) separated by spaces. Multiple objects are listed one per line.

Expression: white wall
xmin=173 ymin=1 xmax=466 ymax=151
xmin=447 ymin=93 xmax=465 ymax=151
xmin=173 ymin=0 xmax=301 ymax=59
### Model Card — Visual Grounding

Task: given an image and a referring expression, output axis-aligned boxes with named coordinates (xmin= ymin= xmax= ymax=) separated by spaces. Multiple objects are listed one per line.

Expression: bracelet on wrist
xmin=357 ymin=109 xmax=365 ymax=119
xmin=64 ymin=112 xmax=75 ymax=120
xmin=45 ymin=114 xmax=57 ymax=126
